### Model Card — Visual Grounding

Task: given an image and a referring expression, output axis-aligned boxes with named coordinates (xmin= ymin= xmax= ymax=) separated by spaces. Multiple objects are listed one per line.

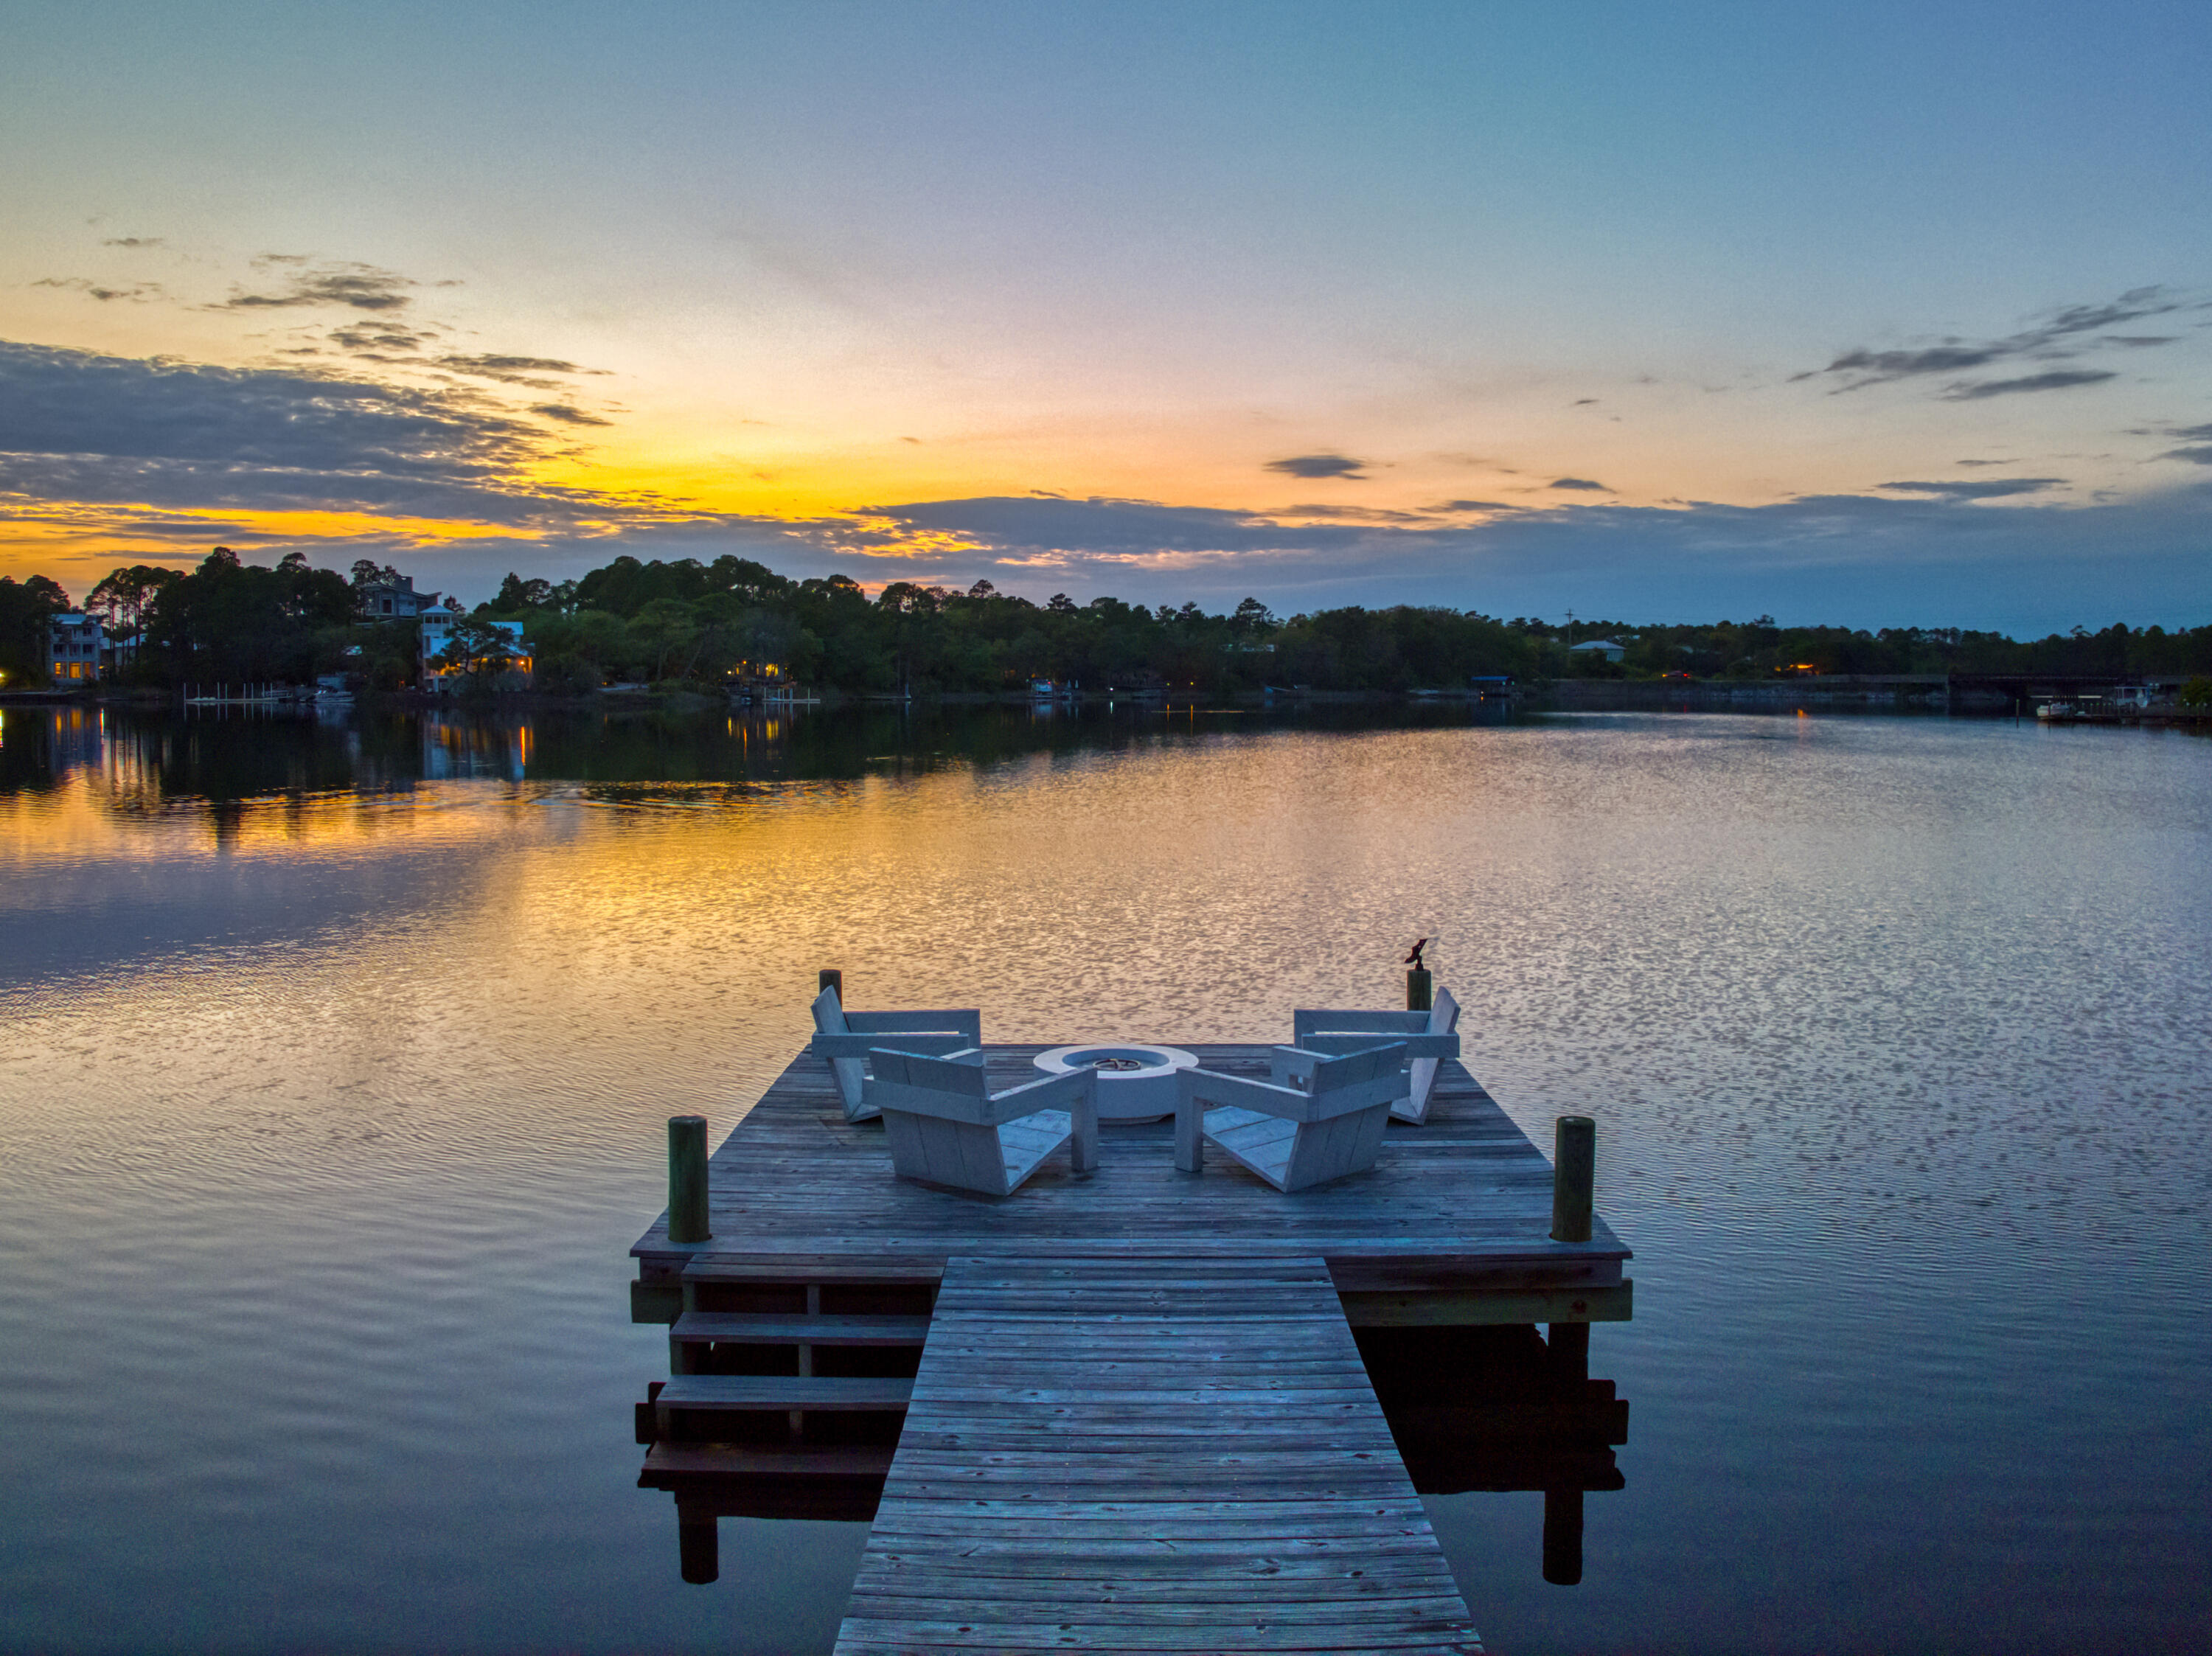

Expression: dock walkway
xmin=834 ymin=1255 xmax=1481 ymax=1655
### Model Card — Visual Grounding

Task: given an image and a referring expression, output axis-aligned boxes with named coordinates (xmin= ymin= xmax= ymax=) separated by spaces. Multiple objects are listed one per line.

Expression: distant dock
xmin=630 ymin=1032 xmax=1633 ymax=1655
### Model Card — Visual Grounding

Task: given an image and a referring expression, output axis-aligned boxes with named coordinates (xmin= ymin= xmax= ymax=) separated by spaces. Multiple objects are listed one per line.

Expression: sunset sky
xmin=4 ymin=1 xmax=2209 ymax=629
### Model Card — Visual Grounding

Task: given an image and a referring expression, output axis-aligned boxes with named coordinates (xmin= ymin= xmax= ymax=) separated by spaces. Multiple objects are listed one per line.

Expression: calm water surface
xmin=2 ymin=702 xmax=2208 ymax=1654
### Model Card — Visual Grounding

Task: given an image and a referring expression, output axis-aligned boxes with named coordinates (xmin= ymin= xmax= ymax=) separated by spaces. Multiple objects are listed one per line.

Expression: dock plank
xmin=832 ymin=1256 xmax=1481 ymax=1656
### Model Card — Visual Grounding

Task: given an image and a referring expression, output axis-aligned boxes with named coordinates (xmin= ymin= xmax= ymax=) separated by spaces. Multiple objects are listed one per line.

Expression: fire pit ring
xmin=1032 ymin=1044 xmax=1199 ymax=1122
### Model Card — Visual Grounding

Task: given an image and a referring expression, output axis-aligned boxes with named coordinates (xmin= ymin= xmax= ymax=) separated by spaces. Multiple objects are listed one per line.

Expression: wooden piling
xmin=1551 ymin=1115 xmax=1594 ymax=1243
xmin=1542 ymin=1486 xmax=1585 ymax=1585
xmin=668 ymin=1116 xmax=711 ymax=1244
xmin=818 ymin=967 xmax=843 ymax=1000
xmin=677 ymin=1507 xmax=719 ymax=1584
xmin=1407 ymin=967 xmax=1433 ymax=1012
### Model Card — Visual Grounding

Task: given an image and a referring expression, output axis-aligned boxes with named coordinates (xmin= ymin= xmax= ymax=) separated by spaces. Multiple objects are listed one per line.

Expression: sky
xmin=3 ymin=0 xmax=2210 ymax=631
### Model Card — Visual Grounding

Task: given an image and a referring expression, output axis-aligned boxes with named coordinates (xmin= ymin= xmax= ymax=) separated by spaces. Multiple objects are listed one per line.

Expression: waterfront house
xmin=46 ymin=613 xmax=105 ymax=684
xmin=359 ymin=574 xmax=444 ymax=620
xmin=1570 ymin=638 xmax=1627 ymax=664
xmin=420 ymin=613 xmax=530 ymax=690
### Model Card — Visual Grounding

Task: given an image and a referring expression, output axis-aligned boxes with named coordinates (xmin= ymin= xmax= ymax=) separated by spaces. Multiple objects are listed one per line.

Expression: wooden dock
xmin=631 ymin=1042 xmax=1632 ymax=1652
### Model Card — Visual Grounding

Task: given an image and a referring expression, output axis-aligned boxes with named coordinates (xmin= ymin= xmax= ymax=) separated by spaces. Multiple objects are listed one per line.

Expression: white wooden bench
xmin=865 ymin=1048 xmax=1100 ymax=1197
xmin=1292 ymin=984 xmax=1461 ymax=1124
xmin=807 ymin=986 xmax=982 ymax=1122
xmin=1173 ymin=1044 xmax=1408 ymax=1192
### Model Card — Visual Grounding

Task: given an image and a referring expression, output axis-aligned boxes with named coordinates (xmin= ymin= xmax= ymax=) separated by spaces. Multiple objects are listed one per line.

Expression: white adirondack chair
xmin=1174 ymin=1043 xmax=1408 ymax=1192
xmin=1292 ymin=985 xmax=1461 ymax=1124
xmin=807 ymin=987 xmax=982 ymax=1123
xmin=864 ymin=1047 xmax=1100 ymax=1197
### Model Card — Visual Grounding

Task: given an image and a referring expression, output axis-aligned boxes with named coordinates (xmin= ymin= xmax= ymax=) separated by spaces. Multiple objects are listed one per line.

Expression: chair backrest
xmin=1308 ymin=1043 xmax=1402 ymax=1095
xmin=1427 ymin=985 xmax=1460 ymax=1040
xmin=868 ymin=1047 xmax=992 ymax=1124
xmin=810 ymin=986 xmax=849 ymax=1036
xmin=1292 ymin=1006 xmax=1425 ymax=1044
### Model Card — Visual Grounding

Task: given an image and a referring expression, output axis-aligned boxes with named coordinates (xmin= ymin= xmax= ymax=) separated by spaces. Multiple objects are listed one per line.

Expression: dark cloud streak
xmin=1264 ymin=453 xmax=1368 ymax=479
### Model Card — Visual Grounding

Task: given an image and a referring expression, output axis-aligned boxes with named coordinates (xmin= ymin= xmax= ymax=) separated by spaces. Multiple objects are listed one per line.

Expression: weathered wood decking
xmin=632 ymin=1043 xmax=1632 ymax=1652
xmin=835 ymin=1255 xmax=1481 ymax=1655
xmin=633 ymin=1046 xmax=1630 ymax=1276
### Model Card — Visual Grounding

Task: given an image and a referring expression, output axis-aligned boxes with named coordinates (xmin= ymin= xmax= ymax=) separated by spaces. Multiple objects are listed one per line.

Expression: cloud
xmin=1430 ymin=500 xmax=1514 ymax=512
xmin=329 ymin=324 xmax=428 ymax=353
xmin=1275 ymin=504 xmax=1430 ymax=523
xmin=0 ymin=338 xmax=654 ymax=527
xmin=1548 ymin=477 xmax=1609 ymax=492
xmin=437 ymin=352 xmax=602 ymax=379
xmin=101 ymin=236 xmax=163 ymax=248
xmin=781 ymin=482 xmax=2212 ymax=636
xmin=1572 ymin=397 xmax=1598 ymax=406
xmin=1877 ymin=477 xmax=2064 ymax=499
xmin=217 ymin=260 xmax=420 ymax=312
xmin=529 ymin=403 xmax=610 ymax=426
xmin=33 ymin=276 xmax=164 ymax=303
xmin=1801 ymin=286 xmax=2185 ymax=395
xmin=2160 ymin=445 xmax=2212 ymax=466
xmin=1938 ymin=369 xmax=2117 ymax=400
xmin=1264 ymin=453 xmax=1368 ymax=479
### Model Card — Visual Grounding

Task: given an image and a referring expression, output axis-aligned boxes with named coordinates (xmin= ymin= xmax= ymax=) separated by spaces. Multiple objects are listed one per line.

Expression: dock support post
xmin=668 ymin=1116 xmax=711 ymax=1244
xmin=1542 ymin=1487 xmax=1585 ymax=1585
xmin=677 ymin=1507 xmax=719 ymax=1584
xmin=1550 ymin=1115 xmax=1594 ymax=1243
xmin=1406 ymin=967 xmax=1433 ymax=1012
xmin=818 ymin=967 xmax=842 ymax=1000
xmin=1547 ymin=1113 xmax=1596 ymax=1390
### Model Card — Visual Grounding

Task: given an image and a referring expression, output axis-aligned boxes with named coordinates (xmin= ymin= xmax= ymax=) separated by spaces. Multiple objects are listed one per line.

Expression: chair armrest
xmin=845 ymin=1009 xmax=984 ymax=1040
xmin=810 ymin=1031 xmax=974 ymax=1060
xmin=1293 ymin=1008 xmax=1427 ymax=1042
xmin=981 ymin=1065 xmax=1096 ymax=1124
xmin=1269 ymin=1043 xmax=1409 ymax=1117
xmin=1300 ymin=1031 xmax=1458 ymax=1060
xmin=1178 ymin=1065 xmax=1310 ymax=1120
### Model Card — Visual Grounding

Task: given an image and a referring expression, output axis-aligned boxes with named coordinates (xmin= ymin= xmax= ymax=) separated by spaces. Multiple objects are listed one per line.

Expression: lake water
xmin=2 ymin=700 xmax=2207 ymax=1655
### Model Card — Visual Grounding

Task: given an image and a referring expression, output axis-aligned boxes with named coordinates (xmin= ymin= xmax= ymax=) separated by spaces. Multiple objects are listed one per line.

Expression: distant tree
xmin=433 ymin=616 xmax=521 ymax=686
xmin=493 ymin=571 xmax=555 ymax=611
xmin=0 ymin=573 xmax=71 ymax=683
xmin=86 ymin=564 xmax=183 ymax=635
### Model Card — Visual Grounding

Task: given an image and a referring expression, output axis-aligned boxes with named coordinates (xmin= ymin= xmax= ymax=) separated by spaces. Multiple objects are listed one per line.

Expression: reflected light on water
xmin=1 ymin=703 xmax=2208 ymax=1653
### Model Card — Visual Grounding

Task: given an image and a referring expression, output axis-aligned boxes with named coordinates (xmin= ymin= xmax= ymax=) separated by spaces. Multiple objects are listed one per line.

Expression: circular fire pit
xmin=1032 ymin=1044 xmax=1198 ymax=1122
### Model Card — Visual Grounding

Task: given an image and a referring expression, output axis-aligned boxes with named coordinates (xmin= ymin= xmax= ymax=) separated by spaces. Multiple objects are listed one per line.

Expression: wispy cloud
xmin=1939 ymin=369 xmax=2116 ymax=400
xmin=33 ymin=276 xmax=164 ymax=303
xmin=1798 ymin=286 xmax=2187 ymax=398
xmin=216 ymin=260 xmax=422 ymax=312
xmin=529 ymin=403 xmax=610 ymax=426
xmin=1877 ymin=477 xmax=2064 ymax=499
xmin=1264 ymin=453 xmax=1368 ymax=479
xmin=1548 ymin=477 xmax=1609 ymax=492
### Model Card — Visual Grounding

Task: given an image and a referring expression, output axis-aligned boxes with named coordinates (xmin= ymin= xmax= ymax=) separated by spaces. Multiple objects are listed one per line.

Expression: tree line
xmin=4 ymin=546 xmax=2211 ymax=695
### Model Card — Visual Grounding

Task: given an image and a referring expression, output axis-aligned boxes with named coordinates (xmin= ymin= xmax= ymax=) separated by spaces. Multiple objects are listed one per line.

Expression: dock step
xmin=670 ymin=1312 xmax=930 ymax=1348
xmin=680 ymin=1254 xmax=945 ymax=1286
xmin=641 ymin=1443 xmax=897 ymax=1479
xmin=655 ymin=1374 xmax=914 ymax=1429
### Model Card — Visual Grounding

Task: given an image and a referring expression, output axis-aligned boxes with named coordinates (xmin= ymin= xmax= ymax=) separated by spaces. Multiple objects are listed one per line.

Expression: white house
xmin=421 ymin=612 xmax=528 ymax=689
xmin=46 ymin=613 xmax=106 ymax=683
xmin=1570 ymin=638 xmax=1627 ymax=663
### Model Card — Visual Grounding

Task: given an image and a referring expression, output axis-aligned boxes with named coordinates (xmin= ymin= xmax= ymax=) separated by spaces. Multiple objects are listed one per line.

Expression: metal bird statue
xmin=1404 ymin=938 xmax=1427 ymax=970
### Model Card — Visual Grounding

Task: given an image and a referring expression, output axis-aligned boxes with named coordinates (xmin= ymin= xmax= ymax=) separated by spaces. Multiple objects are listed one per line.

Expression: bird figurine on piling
xmin=1404 ymin=938 xmax=1427 ymax=971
